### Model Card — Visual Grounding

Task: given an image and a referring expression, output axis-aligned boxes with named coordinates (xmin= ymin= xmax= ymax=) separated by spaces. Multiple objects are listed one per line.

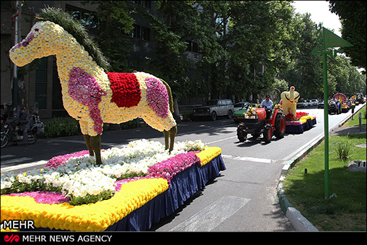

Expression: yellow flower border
xmin=1 ymin=178 xmax=168 ymax=231
xmin=196 ymin=147 xmax=222 ymax=166
xmin=299 ymin=115 xmax=315 ymax=124
xmin=1 ymin=147 xmax=222 ymax=231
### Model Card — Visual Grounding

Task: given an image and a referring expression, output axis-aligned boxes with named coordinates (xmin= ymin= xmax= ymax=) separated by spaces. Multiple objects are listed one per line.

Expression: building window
xmin=192 ymin=42 xmax=199 ymax=53
xmin=35 ymin=57 xmax=48 ymax=109
xmin=129 ymin=24 xmax=150 ymax=41
xmin=186 ymin=40 xmax=200 ymax=53
xmin=130 ymin=24 xmax=141 ymax=39
xmin=141 ymin=26 xmax=150 ymax=41
xmin=130 ymin=1 xmax=151 ymax=9
xmin=66 ymin=5 xmax=100 ymax=29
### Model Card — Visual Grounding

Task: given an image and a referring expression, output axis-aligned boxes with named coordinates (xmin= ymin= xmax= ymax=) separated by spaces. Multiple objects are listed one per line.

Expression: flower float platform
xmin=1 ymin=140 xmax=225 ymax=231
xmin=285 ymin=112 xmax=317 ymax=134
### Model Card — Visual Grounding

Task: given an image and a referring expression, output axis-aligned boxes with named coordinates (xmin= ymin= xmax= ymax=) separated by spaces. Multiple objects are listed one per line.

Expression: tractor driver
xmin=261 ymin=94 xmax=273 ymax=121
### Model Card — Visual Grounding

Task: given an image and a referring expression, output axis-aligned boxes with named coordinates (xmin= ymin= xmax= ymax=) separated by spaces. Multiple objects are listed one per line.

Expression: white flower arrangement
xmin=1 ymin=139 xmax=207 ymax=205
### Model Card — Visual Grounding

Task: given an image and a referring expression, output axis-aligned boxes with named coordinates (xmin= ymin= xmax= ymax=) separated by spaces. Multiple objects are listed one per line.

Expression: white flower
xmin=1 ymin=140 xmax=206 ymax=201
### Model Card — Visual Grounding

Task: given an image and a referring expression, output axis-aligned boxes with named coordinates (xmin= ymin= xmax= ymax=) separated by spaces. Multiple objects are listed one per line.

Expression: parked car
xmin=297 ymin=99 xmax=308 ymax=108
xmin=232 ymin=103 xmax=258 ymax=123
xmin=310 ymin=99 xmax=318 ymax=107
xmin=234 ymin=102 xmax=251 ymax=112
xmin=318 ymin=100 xmax=324 ymax=108
xmin=193 ymin=99 xmax=234 ymax=121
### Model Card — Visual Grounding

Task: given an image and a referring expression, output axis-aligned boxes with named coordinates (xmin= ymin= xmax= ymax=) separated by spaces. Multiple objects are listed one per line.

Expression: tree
xmin=223 ymin=1 xmax=297 ymax=101
xmin=194 ymin=1 xmax=230 ymax=100
xmin=135 ymin=1 xmax=208 ymax=119
xmin=328 ymin=1 xmax=366 ymax=73
xmin=279 ymin=13 xmax=323 ymax=99
xmin=83 ymin=1 xmax=135 ymax=72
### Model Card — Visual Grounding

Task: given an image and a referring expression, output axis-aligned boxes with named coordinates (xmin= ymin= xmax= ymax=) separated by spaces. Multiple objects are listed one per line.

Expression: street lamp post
xmin=12 ymin=0 xmax=20 ymax=117
xmin=312 ymin=26 xmax=353 ymax=199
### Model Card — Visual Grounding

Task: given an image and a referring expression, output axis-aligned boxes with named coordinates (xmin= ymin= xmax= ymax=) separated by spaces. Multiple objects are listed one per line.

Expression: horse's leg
xmin=79 ymin=120 xmax=102 ymax=164
xmin=83 ymin=134 xmax=94 ymax=156
xmin=90 ymin=134 xmax=102 ymax=165
xmin=169 ymin=125 xmax=177 ymax=152
xmin=163 ymin=130 xmax=170 ymax=151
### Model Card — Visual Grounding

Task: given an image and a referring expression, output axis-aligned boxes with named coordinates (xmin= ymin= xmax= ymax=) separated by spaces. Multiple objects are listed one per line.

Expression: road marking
xmin=1 ymin=157 xmax=33 ymax=165
xmin=222 ymin=154 xmax=274 ymax=164
xmin=1 ymin=155 xmax=16 ymax=159
xmin=1 ymin=160 xmax=48 ymax=172
xmin=233 ymin=156 xmax=273 ymax=163
xmin=206 ymin=136 xmax=237 ymax=145
xmin=170 ymin=195 xmax=250 ymax=231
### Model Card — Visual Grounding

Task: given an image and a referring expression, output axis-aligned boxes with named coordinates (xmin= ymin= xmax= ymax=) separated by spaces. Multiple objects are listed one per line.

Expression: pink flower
xmin=4 ymin=191 xmax=70 ymax=204
xmin=45 ymin=150 xmax=90 ymax=169
xmin=145 ymin=77 xmax=169 ymax=118
xmin=68 ymin=67 xmax=107 ymax=134
xmin=147 ymin=152 xmax=200 ymax=185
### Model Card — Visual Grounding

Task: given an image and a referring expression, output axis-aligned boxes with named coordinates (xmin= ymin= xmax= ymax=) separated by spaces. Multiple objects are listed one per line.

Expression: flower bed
xmin=1 ymin=140 xmax=224 ymax=231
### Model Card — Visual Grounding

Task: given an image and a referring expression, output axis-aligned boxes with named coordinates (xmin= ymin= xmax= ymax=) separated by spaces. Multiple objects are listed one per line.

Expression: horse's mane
xmin=35 ymin=6 xmax=111 ymax=72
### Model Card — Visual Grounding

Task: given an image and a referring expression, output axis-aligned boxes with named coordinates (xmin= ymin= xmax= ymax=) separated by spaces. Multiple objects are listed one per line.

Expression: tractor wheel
xmin=263 ymin=125 xmax=272 ymax=143
xmin=237 ymin=123 xmax=247 ymax=142
xmin=274 ymin=114 xmax=286 ymax=139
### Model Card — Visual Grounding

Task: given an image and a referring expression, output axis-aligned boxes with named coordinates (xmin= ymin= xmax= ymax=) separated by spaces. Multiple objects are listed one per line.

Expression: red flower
xmin=285 ymin=112 xmax=299 ymax=121
xmin=107 ymin=72 xmax=141 ymax=108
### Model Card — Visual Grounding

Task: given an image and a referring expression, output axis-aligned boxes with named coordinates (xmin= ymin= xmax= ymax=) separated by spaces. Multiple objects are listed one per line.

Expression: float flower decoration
xmin=8 ymin=7 xmax=178 ymax=166
xmin=285 ymin=112 xmax=316 ymax=126
xmin=246 ymin=106 xmax=258 ymax=117
xmin=1 ymin=140 xmax=209 ymax=206
xmin=1 ymin=140 xmax=223 ymax=231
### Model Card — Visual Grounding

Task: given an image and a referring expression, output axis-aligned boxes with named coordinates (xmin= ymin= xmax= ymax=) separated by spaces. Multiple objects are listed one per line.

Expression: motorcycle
xmin=1 ymin=112 xmax=44 ymax=148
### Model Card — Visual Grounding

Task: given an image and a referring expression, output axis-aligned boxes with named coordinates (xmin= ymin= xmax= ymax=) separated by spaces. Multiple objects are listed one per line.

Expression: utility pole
xmin=12 ymin=0 xmax=20 ymax=117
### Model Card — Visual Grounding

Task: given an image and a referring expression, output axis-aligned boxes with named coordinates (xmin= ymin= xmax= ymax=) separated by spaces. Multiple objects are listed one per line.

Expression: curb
xmin=277 ymin=103 xmax=366 ymax=232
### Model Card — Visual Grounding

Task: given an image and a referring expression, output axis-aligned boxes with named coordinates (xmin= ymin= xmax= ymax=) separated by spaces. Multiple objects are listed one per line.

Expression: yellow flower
xmin=1 ymin=178 xmax=169 ymax=231
xmin=196 ymin=147 xmax=222 ymax=166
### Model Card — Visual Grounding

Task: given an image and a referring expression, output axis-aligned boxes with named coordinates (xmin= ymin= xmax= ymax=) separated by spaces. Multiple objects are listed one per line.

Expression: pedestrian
xmin=19 ymin=106 xmax=30 ymax=145
xmin=350 ymin=99 xmax=355 ymax=119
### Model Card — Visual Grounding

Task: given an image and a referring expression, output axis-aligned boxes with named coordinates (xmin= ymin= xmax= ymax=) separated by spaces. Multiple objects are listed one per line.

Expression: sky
xmin=291 ymin=1 xmax=342 ymax=37
xmin=291 ymin=1 xmax=365 ymax=73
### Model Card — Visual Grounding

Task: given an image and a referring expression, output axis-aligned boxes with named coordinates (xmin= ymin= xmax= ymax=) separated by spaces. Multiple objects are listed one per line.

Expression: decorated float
xmin=1 ymin=140 xmax=225 ymax=231
xmin=332 ymin=93 xmax=349 ymax=113
xmin=2 ymin=7 xmax=225 ymax=231
xmin=281 ymin=87 xmax=317 ymax=133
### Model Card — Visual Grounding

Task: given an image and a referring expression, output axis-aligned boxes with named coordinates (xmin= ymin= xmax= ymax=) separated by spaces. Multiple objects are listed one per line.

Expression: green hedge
xmin=44 ymin=117 xmax=81 ymax=138
xmin=44 ymin=117 xmax=141 ymax=138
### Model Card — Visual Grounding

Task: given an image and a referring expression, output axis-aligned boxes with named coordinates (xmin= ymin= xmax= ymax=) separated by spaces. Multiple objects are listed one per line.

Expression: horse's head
xmin=9 ymin=21 xmax=66 ymax=66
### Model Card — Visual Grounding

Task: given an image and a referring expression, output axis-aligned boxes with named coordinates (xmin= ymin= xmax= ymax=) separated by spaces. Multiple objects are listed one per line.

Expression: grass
xmin=343 ymin=105 xmax=366 ymax=127
xmin=282 ymin=133 xmax=366 ymax=231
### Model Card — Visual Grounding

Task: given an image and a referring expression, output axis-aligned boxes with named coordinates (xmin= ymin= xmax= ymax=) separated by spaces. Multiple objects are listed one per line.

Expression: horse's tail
xmin=160 ymin=79 xmax=174 ymax=114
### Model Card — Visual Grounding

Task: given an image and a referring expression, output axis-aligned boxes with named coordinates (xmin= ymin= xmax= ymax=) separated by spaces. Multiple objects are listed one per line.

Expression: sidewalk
xmin=330 ymin=125 xmax=366 ymax=135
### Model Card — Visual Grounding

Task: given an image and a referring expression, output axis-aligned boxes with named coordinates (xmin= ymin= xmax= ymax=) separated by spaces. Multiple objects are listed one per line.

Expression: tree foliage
xmin=328 ymin=1 xmax=366 ymax=72
xmin=83 ymin=1 xmax=135 ymax=72
xmin=84 ymin=1 xmax=366 ymax=102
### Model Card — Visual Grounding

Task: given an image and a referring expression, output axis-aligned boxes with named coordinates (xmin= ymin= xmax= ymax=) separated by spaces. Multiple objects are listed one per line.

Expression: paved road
xmin=1 ymin=104 xmax=365 ymax=231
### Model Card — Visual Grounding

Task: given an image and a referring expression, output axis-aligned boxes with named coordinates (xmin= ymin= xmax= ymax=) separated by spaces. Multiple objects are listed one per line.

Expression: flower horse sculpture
xmin=9 ymin=7 xmax=177 ymax=165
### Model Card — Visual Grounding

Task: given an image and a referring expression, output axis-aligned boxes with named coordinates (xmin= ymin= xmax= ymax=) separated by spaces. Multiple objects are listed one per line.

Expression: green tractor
xmin=234 ymin=89 xmax=286 ymax=143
